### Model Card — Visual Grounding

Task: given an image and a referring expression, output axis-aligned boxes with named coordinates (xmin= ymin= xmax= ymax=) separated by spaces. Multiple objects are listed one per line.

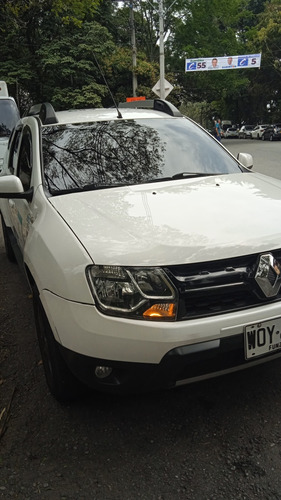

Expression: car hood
xmin=49 ymin=173 xmax=281 ymax=266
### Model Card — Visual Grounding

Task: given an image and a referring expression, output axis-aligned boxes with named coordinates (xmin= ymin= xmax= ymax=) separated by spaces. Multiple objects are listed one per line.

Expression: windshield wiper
xmin=82 ymin=183 xmax=127 ymax=191
xmin=144 ymin=173 xmax=223 ymax=184
xmin=171 ymin=172 xmax=220 ymax=180
xmin=143 ymin=177 xmax=174 ymax=184
xmin=50 ymin=183 xmax=128 ymax=196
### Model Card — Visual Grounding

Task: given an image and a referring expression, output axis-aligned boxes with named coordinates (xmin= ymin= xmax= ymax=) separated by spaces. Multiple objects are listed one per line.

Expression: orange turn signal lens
xmin=143 ymin=303 xmax=176 ymax=319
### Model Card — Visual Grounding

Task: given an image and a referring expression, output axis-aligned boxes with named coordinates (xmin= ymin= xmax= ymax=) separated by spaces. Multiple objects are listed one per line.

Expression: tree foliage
xmin=0 ymin=0 xmax=279 ymax=124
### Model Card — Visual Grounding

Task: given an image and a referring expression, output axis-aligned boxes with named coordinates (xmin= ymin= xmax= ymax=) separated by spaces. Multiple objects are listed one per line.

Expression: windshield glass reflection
xmin=42 ymin=118 xmax=242 ymax=194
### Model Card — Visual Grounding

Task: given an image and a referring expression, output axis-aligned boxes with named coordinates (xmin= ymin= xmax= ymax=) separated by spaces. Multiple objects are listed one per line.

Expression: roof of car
xmin=53 ymin=107 xmax=179 ymax=125
xmin=0 ymin=96 xmax=17 ymax=102
xmin=26 ymin=100 xmax=183 ymax=126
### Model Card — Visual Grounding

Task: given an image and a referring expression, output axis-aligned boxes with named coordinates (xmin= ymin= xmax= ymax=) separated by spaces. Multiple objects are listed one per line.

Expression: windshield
xmin=42 ymin=117 xmax=243 ymax=194
xmin=0 ymin=99 xmax=20 ymax=137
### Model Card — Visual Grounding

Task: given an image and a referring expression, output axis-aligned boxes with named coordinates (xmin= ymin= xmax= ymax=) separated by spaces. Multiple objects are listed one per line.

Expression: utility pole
xmin=158 ymin=0 xmax=165 ymax=99
xmin=129 ymin=2 xmax=138 ymax=97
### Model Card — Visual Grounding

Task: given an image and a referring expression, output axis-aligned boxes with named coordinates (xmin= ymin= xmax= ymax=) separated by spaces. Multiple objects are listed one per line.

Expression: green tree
xmin=249 ymin=0 xmax=281 ymax=122
xmin=0 ymin=0 xmax=104 ymax=110
xmin=0 ymin=0 xmax=276 ymax=122
xmin=166 ymin=0 xmax=268 ymax=123
xmin=37 ymin=21 xmax=115 ymax=108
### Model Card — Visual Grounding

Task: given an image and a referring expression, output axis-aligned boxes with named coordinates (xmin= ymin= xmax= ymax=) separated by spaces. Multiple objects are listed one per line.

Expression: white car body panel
xmin=17 ymin=187 xmax=94 ymax=303
xmin=41 ymin=288 xmax=281 ymax=362
xmin=54 ymin=107 xmax=172 ymax=124
xmin=49 ymin=172 xmax=281 ymax=267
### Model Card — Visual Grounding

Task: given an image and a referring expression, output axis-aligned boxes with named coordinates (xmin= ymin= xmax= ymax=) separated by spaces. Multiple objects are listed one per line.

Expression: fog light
xmin=95 ymin=366 xmax=113 ymax=379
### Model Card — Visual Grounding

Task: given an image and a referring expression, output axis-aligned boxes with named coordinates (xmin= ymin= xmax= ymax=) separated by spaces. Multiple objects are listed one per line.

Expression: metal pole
xmin=129 ymin=1 xmax=138 ymax=97
xmin=159 ymin=0 xmax=165 ymax=99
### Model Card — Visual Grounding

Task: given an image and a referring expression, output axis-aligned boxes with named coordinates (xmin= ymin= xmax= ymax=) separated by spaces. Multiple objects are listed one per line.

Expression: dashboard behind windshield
xmin=42 ymin=117 xmax=242 ymax=194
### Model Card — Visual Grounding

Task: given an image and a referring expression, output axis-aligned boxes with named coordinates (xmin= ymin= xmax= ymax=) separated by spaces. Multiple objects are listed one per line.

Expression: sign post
xmin=152 ymin=79 xmax=174 ymax=99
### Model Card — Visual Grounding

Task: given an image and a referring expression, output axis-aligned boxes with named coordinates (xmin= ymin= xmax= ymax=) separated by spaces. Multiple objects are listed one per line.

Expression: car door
xmin=8 ymin=125 xmax=34 ymax=253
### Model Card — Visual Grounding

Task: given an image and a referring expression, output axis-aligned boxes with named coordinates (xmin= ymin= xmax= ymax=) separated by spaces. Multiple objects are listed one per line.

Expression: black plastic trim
xmin=57 ymin=332 xmax=276 ymax=394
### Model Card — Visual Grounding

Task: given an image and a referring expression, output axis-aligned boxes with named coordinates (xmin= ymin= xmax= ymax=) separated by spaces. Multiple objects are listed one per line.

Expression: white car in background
xmin=250 ymin=124 xmax=270 ymax=139
xmin=224 ymin=127 xmax=239 ymax=138
xmin=1 ymin=99 xmax=281 ymax=404
xmin=0 ymin=82 xmax=20 ymax=174
xmin=238 ymin=125 xmax=255 ymax=138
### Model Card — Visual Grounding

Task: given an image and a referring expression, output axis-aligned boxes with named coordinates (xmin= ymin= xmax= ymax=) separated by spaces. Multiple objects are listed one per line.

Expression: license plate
xmin=244 ymin=318 xmax=281 ymax=359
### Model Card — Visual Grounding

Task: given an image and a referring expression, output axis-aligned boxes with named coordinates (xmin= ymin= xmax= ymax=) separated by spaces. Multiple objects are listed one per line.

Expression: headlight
xmin=87 ymin=265 xmax=177 ymax=320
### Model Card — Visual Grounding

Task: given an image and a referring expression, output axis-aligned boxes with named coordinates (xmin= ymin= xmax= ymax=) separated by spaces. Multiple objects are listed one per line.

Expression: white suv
xmin=1 ymin=99 xmax=281 ymax=402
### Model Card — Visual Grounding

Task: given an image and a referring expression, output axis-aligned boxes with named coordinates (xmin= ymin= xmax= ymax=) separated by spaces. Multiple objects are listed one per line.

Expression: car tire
xmin=1 ymin=214 xmax=16 ymax=262
xmin=32 ymin=286 xmax=87 ymax=402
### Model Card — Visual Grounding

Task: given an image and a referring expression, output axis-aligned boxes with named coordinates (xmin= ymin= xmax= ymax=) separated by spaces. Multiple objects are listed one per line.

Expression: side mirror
xmin=237 ymin=152 xmax=253 ymax=170
xmin=0 ymin=175 xmax=33 ymax=201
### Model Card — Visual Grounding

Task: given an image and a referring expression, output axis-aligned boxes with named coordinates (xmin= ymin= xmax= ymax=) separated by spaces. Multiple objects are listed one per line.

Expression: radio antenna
xmin=93 ymin=52 xmax=123 ymax=119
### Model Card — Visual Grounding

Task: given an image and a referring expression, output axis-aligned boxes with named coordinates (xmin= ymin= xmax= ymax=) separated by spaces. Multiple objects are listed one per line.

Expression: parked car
xmin=221 ymin=120 xmax=232 ymax=138
xmin=238 ymin=125 xmax=255 ymax=138
xmin=250 ymin=124 xmax=270 ymax=140
xmin=224 ymin=127 xmax=239 ymax=138
xmin=2 ymin=99 xmax=281 ymax=404
xmin=0 ymin=95 xmax=20 ymax=174
xmin=261 ymin=124 xmax=281 ymax=141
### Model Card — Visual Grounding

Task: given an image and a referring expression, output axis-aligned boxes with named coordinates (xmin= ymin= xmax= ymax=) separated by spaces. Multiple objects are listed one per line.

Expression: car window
xmin=7 ymin=127 xmax=22 ymax=175
xmin=42 ymin=117 xmax=243 ymax=195
xmin=0 ymin=99 xmax=20 ymax=137
xmin=17 ymin=127 xmax=32 ymax=191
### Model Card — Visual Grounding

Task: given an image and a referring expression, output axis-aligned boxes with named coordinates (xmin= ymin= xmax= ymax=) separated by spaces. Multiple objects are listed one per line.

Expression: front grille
xmin=166 ymin=250 xmax=281 ymax=320
xmin=268 ymin=267 xmax=278 ymax=286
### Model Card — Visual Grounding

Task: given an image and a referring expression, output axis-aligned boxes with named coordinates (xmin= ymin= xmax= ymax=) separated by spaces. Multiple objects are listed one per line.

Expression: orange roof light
xmin=143 ymin=303 xmax=176 ymax=319
xmin=126 ymin=97 xmax=146 ymax=102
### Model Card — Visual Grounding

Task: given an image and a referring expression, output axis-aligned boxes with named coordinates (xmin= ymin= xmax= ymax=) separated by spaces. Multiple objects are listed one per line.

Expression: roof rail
xmin=118 ymin=99 xmax=182 ymax=117
xmin=27 ymin=102 xmax=58 ymax=125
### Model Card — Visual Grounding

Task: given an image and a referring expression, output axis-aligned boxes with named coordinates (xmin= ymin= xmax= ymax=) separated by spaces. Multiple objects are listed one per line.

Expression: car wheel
xmin=32 ymin=286 xmax=87 ymax=402
xmin=1 ymin=214 xmax=16 ymax=262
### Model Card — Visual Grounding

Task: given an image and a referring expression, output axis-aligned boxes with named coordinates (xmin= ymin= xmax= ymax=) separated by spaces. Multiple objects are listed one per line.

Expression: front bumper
xmin=58 ymin=333 xmax=281 ymax=394
xmin=41 ymin=290 xmax=281 ymax=393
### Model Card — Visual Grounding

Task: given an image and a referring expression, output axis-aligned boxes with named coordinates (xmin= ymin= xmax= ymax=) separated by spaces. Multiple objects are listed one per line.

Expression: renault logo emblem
xmin=255 ymin=253 xmax=281 ymax=297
